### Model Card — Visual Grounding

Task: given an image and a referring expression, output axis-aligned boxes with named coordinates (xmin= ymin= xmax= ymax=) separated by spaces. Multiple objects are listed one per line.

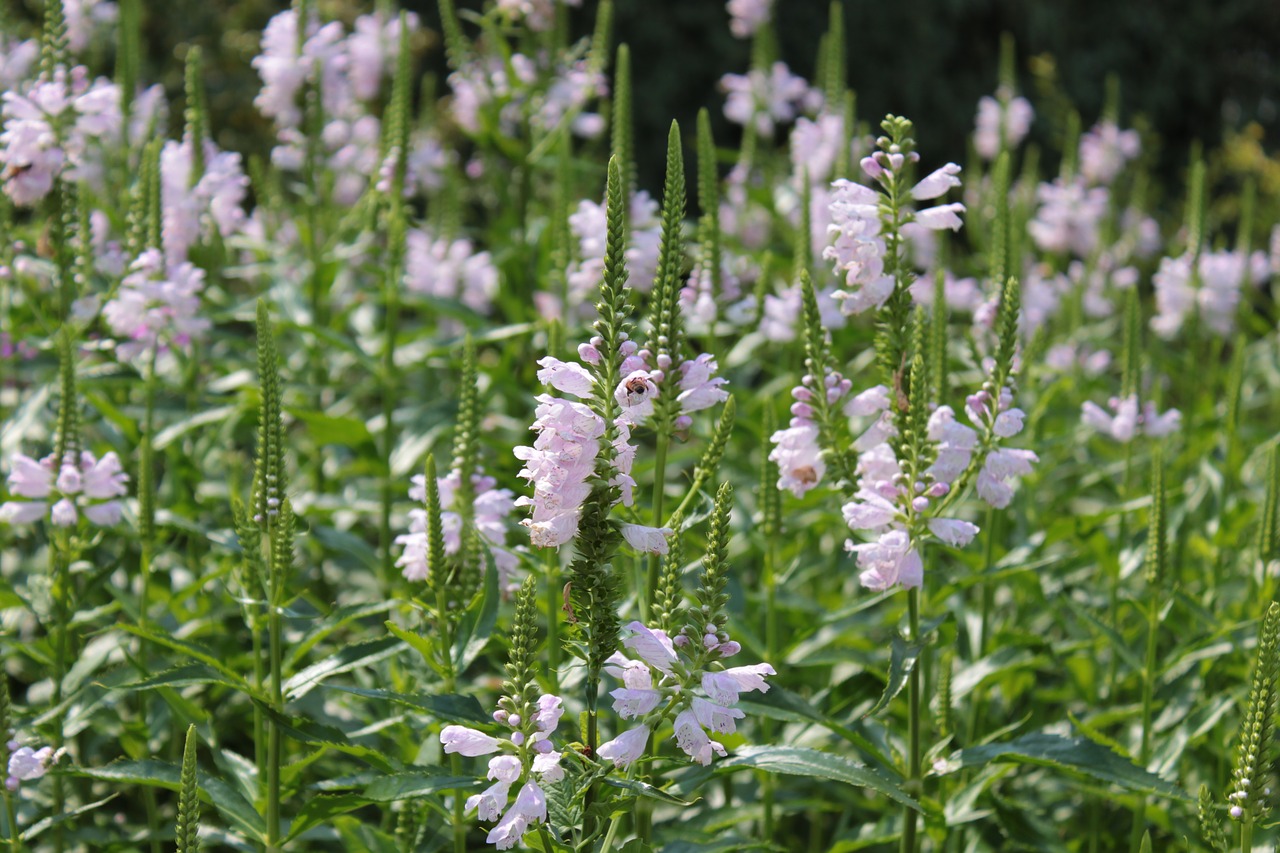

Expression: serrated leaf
xmin=951 ymin=732 xmax=1190 ymax=800
xmin=75 ymin=760 xmax=265 ymax=840
xmin=251 ymin=701 xmax=396 ymax=771
xmin=862 ymin=635 xmax=920 ymax=719
xmin=284 ymin=636 xmax=404 ymax=700
xmin=328 ymin=685 xmax=490 ymax=724
xmin=715 ymin=746 xmax=918 ymax=810
xmin=117 ymin=625 xmax=255 ymax=695
xmin=453 ymin=555 xmax=499 ymax=673
xmin=602 ymin=776 xmax=698 ymax=806
xmin=284 ymin=794 xmax=373 ymax=843
xmin=362 ymin=769 xmax=478 ymax=802
xmin=154 ymin=405 xmax=238 ymax=450
xmin=112 ymin=663 xmax=242 ymax=692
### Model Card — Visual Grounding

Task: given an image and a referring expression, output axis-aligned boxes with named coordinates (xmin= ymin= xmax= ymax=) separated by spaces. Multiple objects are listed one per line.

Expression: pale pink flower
xmin=486 ymin=781 xmax=547 ymax=850
xmin=536 ymin=357 xmax=594 ymax=397
xmin=976 ymin=449 xmax=1038 ymax=509
xmin=769 ymin=423 xmax=825 ymax=498
xmin=727 ymin=0 xmax=773 ymax=38
xmin=915 ymin=203 xmax=966 ymax=231
xmin=691 ymin=696 xmax=745 ymax=735
xmin=6 ymin=745 xmax=52 ymax=790
xmin=912 ymin=163 xmax=962 ymax=200
xmin=621 ymin=523 xmax=673 ymax=555
xmin=928 ymin=518 xmax=980 ymax=547
xmin=673 ymin=709 xmax=727 ymax=766
xmin=677 ymin=354 xmax=729 ymax=413
xmin=623 ymin=621 xmax=678 ymax=674
xmin=404 ymin=229 xmax=500 ymax=314
xmin=440 ymin=726 xmax=501 ymax=757
xmin=615 ymin=370 xmax=659 ymax=424
xmin=598 ymin=725 xmax=650 ymax=769
xmin=610 ymin=687 xmax=662 ymax=719
xmin=973 ymin=92 xmax=1034 ymax=160
xmin=720 ymin=62 xmax=822 ymax=138
xmin=1079 ymin=121 xmax=1140 ymax=186
xmin=849 ymin=529 xmax=923 ymax=591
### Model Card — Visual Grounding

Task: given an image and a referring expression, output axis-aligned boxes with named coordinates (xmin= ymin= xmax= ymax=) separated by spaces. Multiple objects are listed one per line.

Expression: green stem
xmin=545 ymin=551 xmax=561 ymax=691
xmin=266 ymin=606 xmax=283 ymax=852
xmin=762 ymin=522 xmax=779 ymax=840
xmin=642 ymin=430 xmax=669 ymax=623
xmin=3 ymin=784 xmax=19 ymax=853
xmin=1129 ymin=593 xmax=1161 ymax=851
xmin=51 ymin=543 xmax=69 ymax=853
xmin=252 ymin=616 xmax=266 ymax=785
xmin=899 ymin=588 xmax=922 ymax=853
xmin=139 ymin=352 xmax=158 ymax=626
xmin=437 ymin=589 xmax=465 ymax=853
xmin=1240 ymin=819 xmax=1253 ymax=853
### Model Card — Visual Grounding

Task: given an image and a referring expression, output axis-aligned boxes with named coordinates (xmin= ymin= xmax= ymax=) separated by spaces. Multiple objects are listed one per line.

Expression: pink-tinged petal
xmin=440 ymin=725 xmax=501 ymax=757
xmin=915 ymin=203 xmax=966 ymax=231
xmin=536 ymin=357 xmax=594 ymax=397
xmin=620 ymin=523 xmax=673 ymax=554
xmin=7 ymin=454 xmax=52 ymax=498
xmin=597 ymin=725 xmax=650 ymax=769
xmin=0 ymin=501 xmax=47 ymax=524
xmin=928 ymin=518 xmax=980 ymax=547
xmin=911 ymin=163 xmax=962 ymax=201
xmin=622 ymin=622 xmax=678 ymax=673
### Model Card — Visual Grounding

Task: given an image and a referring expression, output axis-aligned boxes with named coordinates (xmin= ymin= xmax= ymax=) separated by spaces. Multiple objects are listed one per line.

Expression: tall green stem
xmin=1240 ymin=820 xmax=1253 ymax=853
xmin=1129 ymin=590 xmax=1161 ymax=850
xmin=266 ymin=605 xmax=282 ymax=852
xmin=51 ymin=541 xmax=69 ymax=853
xmin=544 ymin=551 xmax=561 ymax=692
xmin=437 ymin=588 xmax=465 ymax=853
xmin=2 ymin=785 xmax=18 ymax=853
xmin=900 ymin=588 xmax=922 ymax=853
xmin=642 ymin=431 xmax=669 ymax=622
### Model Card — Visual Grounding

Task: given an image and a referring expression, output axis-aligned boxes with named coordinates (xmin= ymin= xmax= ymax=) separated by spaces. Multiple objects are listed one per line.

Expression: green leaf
xmin=601 ymin=776 xmax=698 ymax=806
xmin=290 ymin=409 xmax=374 ymax=447
xmin=327 ymin=685 xmax=490 ymax=724
xmin=862 ymin=635 xmax=920 ymax=719
xmin=112 ymin=663 xmax=243 ymax=692
xmin=284 ymin=636 xmax=405 ymax=700
xmin=951 ymin=732 xmax=1190 ymax=800
xmin=75 ymin=760 xmax=265 ymax=840
xmin=716 ymin=746 xmax=919 ymax=810
xmin=154 ymin=405 xmax=238 ymax=450
xmin=453 ymin=555 xmax=499 ymax=673
xmin=385 ymin=620 xmax=445 ymax=677
xmin=284 ymin=794 xmax=372 ymax=843
xmin=116 ymin=625 xmax=255 ymax=696
xmin=21 ymin=794 xmax=118 ymax=842
xmin=362 ymin=769 xmax=478 ymax=802
xmin=251 ymin=701 xmax=396 ymax=771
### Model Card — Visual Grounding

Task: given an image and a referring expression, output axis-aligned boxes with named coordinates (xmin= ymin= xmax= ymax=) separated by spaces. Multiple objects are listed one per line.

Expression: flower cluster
xmin=597 ymin=621 xmax=775 ymax=767
xmin=103 ymin=249 xmax=210 ymax=364
xmin=563 ymin=191 xmax=662 ymax=315
xmin=0 ymin=65 xmax=122 ymax=205
xmin=836 ymin=365 xmax=1036 ymax=591
xmin=1027 ymin=178 xmax=1109 ymax=259
xmin=726 ymin=0 xmax=774 ymax=38
xmin=159 ymin=138 xmax=249 ymax=263
xmin=6 ymin=740 xmax=54 ymax=792
xmin=515 ymin=336 xmax=669 ymax=550
xmin=1151 ymin=249 xmax=1271 ymax=339
xmin=395 ymin=468 xmax=520 ymax=588
xmin=1078 ymin=120 xmax=1140 ymax=186
xmin=1081 ymin=395 xmax=1181 ymax=442
xmin=496 ymin=0 xmax=582 ymax=33
xmin=404 ymin=229 xmax=500 ymax=314
xmin=720 ymin=62 xmax=822 ymax=138
xmin=441 ymin=694 xmax=566 ymax=850
xmin=1 ymin=449 xmax=128 ymax=527
xmin=449 ymin=51 xmax=606 ymax=142
xmin=254 ymin=9 xmax=419 ymax=205
xmin=972 ymin=88 xmax=1034 ymax=160
xmin=825 ymin=158 xmax=965 ymax=317
xmin=769 ymin=366 xmax=852 ymax=498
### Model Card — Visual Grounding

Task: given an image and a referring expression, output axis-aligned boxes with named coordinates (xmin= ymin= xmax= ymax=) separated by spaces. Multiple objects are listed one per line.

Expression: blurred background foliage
xmin=7 ymin=0 xmax=1280 ymax=223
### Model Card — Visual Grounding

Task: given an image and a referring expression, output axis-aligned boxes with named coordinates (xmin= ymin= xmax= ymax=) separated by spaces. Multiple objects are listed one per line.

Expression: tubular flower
xmin=1 ymin=450 xmax=128 ymax=528
xmin=597 ymin=621 xmax=775 ymax=768
xmin=440 ymin=692 xmax=565 ymax=850
xmin=395 ymin=468 xmax=520 ymax=588
xmin=1081 ymin=395 xmax=1181 ymax=442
